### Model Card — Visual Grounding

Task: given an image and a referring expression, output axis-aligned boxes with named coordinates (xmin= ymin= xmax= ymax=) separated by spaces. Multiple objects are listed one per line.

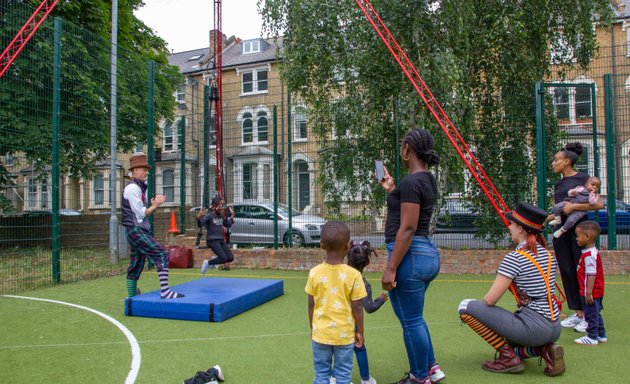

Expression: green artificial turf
xmin=0 ymin=269 xmax=627 ymax=383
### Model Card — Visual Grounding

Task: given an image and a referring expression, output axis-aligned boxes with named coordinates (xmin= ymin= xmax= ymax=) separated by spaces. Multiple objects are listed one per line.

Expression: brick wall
xmin=173 ymin=236 xmax=630 ymax=275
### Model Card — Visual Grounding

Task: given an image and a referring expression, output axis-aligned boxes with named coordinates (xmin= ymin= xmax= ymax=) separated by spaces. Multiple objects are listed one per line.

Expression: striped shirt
xmin=498 ymin=242 xmax=559 ymax=321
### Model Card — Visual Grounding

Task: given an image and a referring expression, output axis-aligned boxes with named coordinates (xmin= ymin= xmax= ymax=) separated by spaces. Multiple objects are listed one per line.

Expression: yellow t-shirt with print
xmin=305 ymin=262 xmax=367 ymax=346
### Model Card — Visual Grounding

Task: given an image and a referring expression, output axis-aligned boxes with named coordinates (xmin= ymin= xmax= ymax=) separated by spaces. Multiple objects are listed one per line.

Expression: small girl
xmin=346 ymin=240 xmax=389 ymax=384
xmin=197 ymin=196 xmax=235 ymax=273
xmin=550 ymin=176 xmax=600 ymax=238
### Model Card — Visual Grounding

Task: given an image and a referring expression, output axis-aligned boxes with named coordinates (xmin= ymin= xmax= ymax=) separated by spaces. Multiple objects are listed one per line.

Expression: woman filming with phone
xmin=377 ymin=128 xmax=445 ymax=384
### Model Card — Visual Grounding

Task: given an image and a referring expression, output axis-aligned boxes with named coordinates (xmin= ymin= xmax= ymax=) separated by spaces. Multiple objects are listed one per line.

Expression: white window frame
xmin=242 ymin=39 xmax=261 ymax=54
xmin=293 ymin=105 xmax=308 ymax=142
xmin=237 ymin=65 xmax=269 ymax=96
xmin=238 ymin=106 xmax=270 ymax=145
xmin=163 ymin=120 xmax=175 ymax=151
xmin=93 ymin=173 xmax=105 ymax=206
xmin=25 ymin=176 xmax=50 ymax=210
xmin=176 ymin=83 xmax=186 ymax=104
xmin=549 ymin=78 xmax=595 ymax=125
xmin=162 ymin=169 xmax=175 ymax=203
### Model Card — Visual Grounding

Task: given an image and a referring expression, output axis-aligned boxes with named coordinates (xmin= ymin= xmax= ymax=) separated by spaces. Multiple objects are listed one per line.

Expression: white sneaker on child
xmin=548 ymin=217 xmax=562 ymax=226
xmin=560 ymin=313 xmax=581 ymax=328
xmin=361 ymin=377 xmax=377 ymax=384
xmin=574 ymin=319 xmax=588 ymax=333
xmin=574 ymin=335 xmax=598 ymax=345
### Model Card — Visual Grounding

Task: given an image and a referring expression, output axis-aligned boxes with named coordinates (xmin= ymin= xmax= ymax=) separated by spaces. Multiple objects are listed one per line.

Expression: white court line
xmin=2 ymin=295 xmax=140 ymax=384
xmin=0 ymin=321 xmax=462 ymax=350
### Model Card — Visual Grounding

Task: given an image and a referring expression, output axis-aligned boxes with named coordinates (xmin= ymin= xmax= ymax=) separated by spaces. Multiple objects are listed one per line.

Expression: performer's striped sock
xmin=126 ymin=279 xmax=137 ymax=297
xmin=514 ymin=346 xmax=539 ymax=359
xmin=460 ymin=313 xmax=506 ymax=350
xmin=158 ymin=268 xmax=185 ymax=299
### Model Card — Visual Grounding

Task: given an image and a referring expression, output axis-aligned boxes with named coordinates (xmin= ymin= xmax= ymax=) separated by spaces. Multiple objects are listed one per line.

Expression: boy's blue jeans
xmin=387 ymin=236 xmax=440 ymax=379
xmin=354 ymin=344 xmax=370 ymax=380
xmin=312 ymin=341 xmax=354 ymax=384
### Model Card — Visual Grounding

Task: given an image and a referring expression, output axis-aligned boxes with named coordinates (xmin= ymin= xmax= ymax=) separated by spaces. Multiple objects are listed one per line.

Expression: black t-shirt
xmin=554 ymin=172 xmax=590 ymax=222
xmin=384 ymin=171 xmax=437 ymax=240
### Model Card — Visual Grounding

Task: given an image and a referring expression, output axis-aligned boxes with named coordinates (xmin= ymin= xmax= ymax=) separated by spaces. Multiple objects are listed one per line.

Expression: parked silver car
xmin=229 ymin=202 xmax=326 ymax=246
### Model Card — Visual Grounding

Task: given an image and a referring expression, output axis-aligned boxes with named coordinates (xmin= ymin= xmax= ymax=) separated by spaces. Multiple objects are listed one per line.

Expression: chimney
xmin=209 ymin=29 xmax=228 ymax=58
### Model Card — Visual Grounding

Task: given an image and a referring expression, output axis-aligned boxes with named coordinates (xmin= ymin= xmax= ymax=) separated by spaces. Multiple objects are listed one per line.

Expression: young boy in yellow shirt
xmin=306 ymin=221 xmax=367 ymax=384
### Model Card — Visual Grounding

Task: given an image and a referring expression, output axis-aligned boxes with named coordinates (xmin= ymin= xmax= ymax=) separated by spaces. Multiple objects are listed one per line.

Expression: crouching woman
xmin=458 ymin=202 xmax=565 ymax=377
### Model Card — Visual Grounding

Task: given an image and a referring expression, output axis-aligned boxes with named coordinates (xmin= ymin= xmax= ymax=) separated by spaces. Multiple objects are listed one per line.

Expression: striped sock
xmin=514 ymin=346 xmax=539 ymax=359
xmin=126 ymin=279 xmax=137 ymax=297
xmin=460 ymin=314 xmax=507 ymax=350
xmin=158 ymin=268 xmax=185 ymax=299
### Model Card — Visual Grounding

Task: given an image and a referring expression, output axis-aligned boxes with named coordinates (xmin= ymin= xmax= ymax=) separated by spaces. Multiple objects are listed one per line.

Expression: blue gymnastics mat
xmin=124 ymin=277 xmax=284 ymax=322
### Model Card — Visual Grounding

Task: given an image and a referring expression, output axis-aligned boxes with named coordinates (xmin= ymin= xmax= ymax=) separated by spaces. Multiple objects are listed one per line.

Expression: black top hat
xmin=505 ymin=202 xmax=547 ymax=233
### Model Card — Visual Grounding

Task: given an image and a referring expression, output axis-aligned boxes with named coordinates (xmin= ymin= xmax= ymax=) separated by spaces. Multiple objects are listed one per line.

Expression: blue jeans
xmin=387 ymin=236 xmax=440 ymax=379
xmin=354 ymin=343 xmax=370 ymax=380
xmin=312 ymin=341 xmax=354 ymax=384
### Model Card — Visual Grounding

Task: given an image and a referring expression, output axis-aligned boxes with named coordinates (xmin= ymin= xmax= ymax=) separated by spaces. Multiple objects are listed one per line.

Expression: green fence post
xmin=535 ymin=81 xmax=547 ymax=211
xmin=179 ymin=116 xmax=186 ymax=233
xmin=604 ymin=74 xmax=617 ymax=249
xmin=147 ymin=60 xmax=155 ymax=230
xmin=51 ymin=17 xmax=62 ymax=284
xmin=287 ymin=90 xmax=293 ymax=246
xmin=273 ymin=105 xmax=279 ymax=249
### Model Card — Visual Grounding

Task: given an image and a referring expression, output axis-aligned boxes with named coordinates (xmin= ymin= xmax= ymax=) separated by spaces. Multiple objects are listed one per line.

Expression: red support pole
xmin=354 ymin=0 xmax=510 ymax=227
xmin=0 ymin=0 xmax=59 ymax=78
xmin=213 ymin=0 xmax=224 ymax=198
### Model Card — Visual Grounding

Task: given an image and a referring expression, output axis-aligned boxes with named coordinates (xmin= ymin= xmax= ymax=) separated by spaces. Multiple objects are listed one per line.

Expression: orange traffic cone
xmin=168 ymin=211 xmax=180 ymax=234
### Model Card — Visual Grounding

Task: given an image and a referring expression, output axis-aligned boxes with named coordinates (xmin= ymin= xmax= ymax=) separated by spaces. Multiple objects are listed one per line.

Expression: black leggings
xmin=553 ymin=226 xmax=582 ymax=311
xmin=206 ymin=239 xmax=234 ymax=265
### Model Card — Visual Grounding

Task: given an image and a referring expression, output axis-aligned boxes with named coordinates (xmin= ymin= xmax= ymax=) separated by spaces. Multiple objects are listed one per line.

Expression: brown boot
xmin=482 ymin=345 xmax=525 ymax=374
xmin=540 ymin=343 xmax=566 ymax=376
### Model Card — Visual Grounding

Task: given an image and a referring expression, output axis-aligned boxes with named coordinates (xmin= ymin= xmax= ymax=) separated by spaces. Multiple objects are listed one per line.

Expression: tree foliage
xmin=0 ymin=0 xmax=180 ymax=208
xmin=261 ymin=0 xmax=612 ymax=237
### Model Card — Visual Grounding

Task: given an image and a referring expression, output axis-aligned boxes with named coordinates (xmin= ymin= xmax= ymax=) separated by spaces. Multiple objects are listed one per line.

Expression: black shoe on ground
xmin=207 ymin=365 xmax=224 ymax=382
xmin=183 ymin=371 xmax=217 ymax=384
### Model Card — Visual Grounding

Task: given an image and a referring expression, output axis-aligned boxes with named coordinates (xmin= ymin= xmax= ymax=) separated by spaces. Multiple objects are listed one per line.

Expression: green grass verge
xmin=0 ymin=270 xmax=628 ymax=383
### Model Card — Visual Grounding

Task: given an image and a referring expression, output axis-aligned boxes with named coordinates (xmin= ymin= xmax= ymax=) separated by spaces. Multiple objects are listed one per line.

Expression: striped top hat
xmin=506 ymin=202 xmax=547 ymax=233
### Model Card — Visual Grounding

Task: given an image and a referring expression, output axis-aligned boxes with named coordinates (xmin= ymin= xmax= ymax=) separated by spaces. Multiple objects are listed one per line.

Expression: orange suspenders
xmin=509 ymin=249 xmax=557 ymax=322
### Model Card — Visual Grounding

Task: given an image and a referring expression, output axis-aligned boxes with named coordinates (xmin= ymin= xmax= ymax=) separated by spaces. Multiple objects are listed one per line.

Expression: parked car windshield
xmin=275 ymin=203 xmax=301 ymax=217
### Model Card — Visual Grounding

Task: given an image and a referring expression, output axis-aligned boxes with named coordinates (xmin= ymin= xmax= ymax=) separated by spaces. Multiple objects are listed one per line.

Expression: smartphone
xmin=374 ymin=160 xmax=385 ymax=181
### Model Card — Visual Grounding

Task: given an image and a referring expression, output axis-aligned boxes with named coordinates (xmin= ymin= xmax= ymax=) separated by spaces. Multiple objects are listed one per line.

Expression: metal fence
xmin=2 ymin=2 xmax=630 ymax=293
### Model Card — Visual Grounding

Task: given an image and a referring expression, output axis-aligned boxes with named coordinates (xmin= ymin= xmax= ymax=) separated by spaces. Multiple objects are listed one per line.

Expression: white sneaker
xmin=574 ymin=319 xmax=588 ymax=333
xmin=549 ymin=217 xmax=561 ymax=226
xmin=598 ymin=336 xmax=608 ymax=343
xmin=560 ymin=313 xmax=581 ymax=328
xmin=330 ymin=377 xmax=336 ymax=384
xmin=429 ymin=363 xmax=446 ymax=383
xmin=574 ymin=335 xmax=598 ymax=345
xmin=201 ymin=259 xmax=209 ymax=274
xmin=212 ymin=365 xmax=224 ymax=382
xmin=361 ymin=377 xmax=377 ymax=384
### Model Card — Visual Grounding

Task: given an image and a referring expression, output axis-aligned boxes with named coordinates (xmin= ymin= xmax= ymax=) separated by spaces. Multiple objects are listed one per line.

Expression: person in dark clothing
xmin=547 ymin=142 xmax=603 ymax=332
xmin=197 ymin=196 xmax=235 ymax=273
xmin=347 ymin=240 xmax=388 ymax=384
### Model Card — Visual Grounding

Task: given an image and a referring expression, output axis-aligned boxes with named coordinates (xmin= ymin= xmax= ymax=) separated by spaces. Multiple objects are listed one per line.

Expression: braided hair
xmin=347 ymin=240 xmax=377 ymax=273
xmin=403 ymin=128 xmax=440 ymax=166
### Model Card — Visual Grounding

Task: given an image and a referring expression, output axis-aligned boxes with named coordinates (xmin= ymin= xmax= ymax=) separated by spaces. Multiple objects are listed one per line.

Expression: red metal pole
xmin=354 ymin=0 xmax=510 ymax=227
xmin=0 ymin=0 xmax=59 ymax=78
